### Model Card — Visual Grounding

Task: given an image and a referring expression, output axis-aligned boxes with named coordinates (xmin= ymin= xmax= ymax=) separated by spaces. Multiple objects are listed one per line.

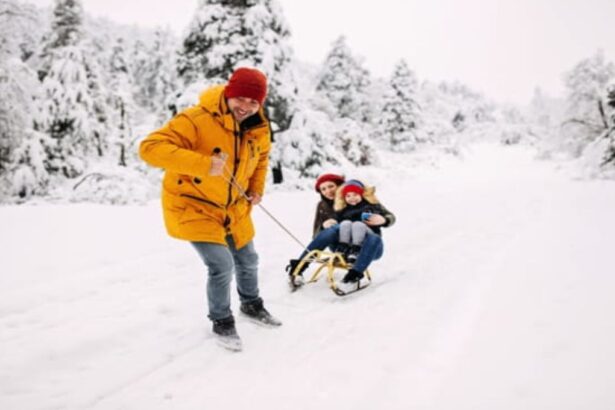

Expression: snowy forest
xmin=1 ymin=0 xmax=615 ymax=204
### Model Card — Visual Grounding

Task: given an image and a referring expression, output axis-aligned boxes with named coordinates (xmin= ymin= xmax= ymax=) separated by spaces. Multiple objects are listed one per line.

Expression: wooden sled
xmin=289 ymin=249 xmax=372 ymax=296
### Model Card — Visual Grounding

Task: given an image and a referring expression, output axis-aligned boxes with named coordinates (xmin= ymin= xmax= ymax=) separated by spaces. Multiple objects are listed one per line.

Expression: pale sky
xmin=27 ymin=0 xmax=615 ymax=105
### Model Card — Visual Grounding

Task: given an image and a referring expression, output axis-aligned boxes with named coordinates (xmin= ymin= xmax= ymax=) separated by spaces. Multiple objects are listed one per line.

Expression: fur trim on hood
xmin=334 ymin=185 xmax=379 ymax=212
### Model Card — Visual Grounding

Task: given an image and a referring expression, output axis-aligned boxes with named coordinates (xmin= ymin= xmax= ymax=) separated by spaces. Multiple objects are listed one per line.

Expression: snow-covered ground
xmin=2 ymin=144 xmax=614 ymax=410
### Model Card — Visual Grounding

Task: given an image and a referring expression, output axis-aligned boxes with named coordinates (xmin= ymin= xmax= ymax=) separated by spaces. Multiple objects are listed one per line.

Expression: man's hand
xmin=247 ymin=192 xmax=262 ymax=205
xmin=209 ymin=154 xmax=227 ymax=176
xmin=365 ymin=214 xmax=386 ymax=226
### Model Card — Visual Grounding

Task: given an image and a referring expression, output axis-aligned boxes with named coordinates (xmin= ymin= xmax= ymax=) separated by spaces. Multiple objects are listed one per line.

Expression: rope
xmin=213 ymin=148 xmax=308 ymax=251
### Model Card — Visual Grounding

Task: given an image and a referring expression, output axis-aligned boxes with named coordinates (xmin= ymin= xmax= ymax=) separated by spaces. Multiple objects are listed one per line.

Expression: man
xmin=139 ymin=67 xmax=281 ymax=351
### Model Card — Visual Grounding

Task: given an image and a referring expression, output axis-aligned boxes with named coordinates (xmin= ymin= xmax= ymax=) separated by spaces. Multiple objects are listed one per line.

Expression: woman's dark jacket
xmin=313 ymin=197 xmax=336 ymax=238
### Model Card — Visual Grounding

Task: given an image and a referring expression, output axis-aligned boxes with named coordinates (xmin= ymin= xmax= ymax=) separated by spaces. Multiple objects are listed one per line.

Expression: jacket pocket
xmin=179 ymin=205 xmax=220 ymax=225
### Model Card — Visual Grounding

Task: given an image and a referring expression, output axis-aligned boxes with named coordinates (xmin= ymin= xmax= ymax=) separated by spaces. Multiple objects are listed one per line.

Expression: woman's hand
xmin=322 ymin=219 xmax=338 ymax=229
xmin=365 ymin=214 xmax=386 ymax=226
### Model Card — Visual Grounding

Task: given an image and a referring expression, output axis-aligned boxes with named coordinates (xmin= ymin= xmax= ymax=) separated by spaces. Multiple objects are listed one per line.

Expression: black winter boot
xmin=286 ymin=258 xmax=309 ymax=287
xmin=335 ymin=243 xmax=350 ymax=256
xmin=240 ymin=298 xmax=282 ymax=327
xmin=286 ymin=258 xmax=309 ymax=276
xmin=342 ymin=268 xmax=364 ymax=283
xmin=212 ymin=316 xmax=242 ymax=351
xmin=346 ymin=245 xmax=362 ymax=264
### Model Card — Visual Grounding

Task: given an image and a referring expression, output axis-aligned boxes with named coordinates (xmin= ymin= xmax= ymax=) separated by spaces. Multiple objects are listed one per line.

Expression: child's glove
xmin=361 ymin=212 xmax=372 ymax=221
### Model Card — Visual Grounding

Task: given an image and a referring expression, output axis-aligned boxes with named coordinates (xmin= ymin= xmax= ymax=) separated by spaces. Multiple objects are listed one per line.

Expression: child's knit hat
xmin=341 ymin=179 xmax=365 ymax=196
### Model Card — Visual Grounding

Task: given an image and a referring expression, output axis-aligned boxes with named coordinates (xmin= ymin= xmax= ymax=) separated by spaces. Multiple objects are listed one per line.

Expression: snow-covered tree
xmin=275 ymin=102 xmax=342 ymax=178
xmin=177 ymin=0 xmax=239 ymax=85
xmin=37 ymin=0 xmax=84 ymax=81
xmin=379 ymin=60 xmax=421 ymax=151
xmin=36 ymin=0 xmax=108 ymax=177
xmin=529 ymin=87 xmax=552 ymax=128
xmin=0 ymin=1 xmax=50 ymax=199
xmin=334 ymin=118 xmax=377 ymax=166
xmin=0 ymin=0 xmax=45 ymax=61
xmin=0 ymin=58 xmax=50 ymax=198
xmin=598 ymin=83 xmax=615 ymax=167
xmin=38 ymin=46 xmax=92 ymax=177
xmin=107 ymin=37 xmax=136 ymax=167
xmin=607 ymin=83 xmax=615 ymax=127
xmin=132 ymin=28 xmax=179 ymax=119
xmin=177 ymin=0 xmax=297 ymax=129
xmin=242 ymin=0 xmax=297 ymax=132
xmin=316 ymin=36 xmax=372 ymax=124
xmin=7 ymin=129 xmax=52 ymax=199
xmin=563 ymin=50 xmax=615 ymax=141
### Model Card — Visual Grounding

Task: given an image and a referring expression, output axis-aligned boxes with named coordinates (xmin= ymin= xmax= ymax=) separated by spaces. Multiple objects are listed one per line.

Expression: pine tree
xmin=529 ymin=87 xmax=552 ymax=128
xmin=0 ymin=0 xmax=44 ymax=61
xmin=274 ymin=101 xmax=343 ymax=178
xmin=177 ymin=0 xmax=239 ymax=85
xmin=563 ymin=49 xmax=615 ymax=139
xmin=242 ymin=0 xmax=297 ymax=132
xmin=36 ymin=0 xmax=107 ymax=178
xmin=312 ymin=36 xmax=376 ymax=166
xmin=108 ymin=37 xmax=136 ymax=167
xmin=38 ymin=0 xmax=84 ymax=81
xmin=177 ymin=0 xmax=297 ymax=131
xmin=316 ymin=36 xmax=372 ymax=123
xmin=379 ymin=60 xmax=421 ymax=151
xmin=335 ymin=118 xmax=377 ymax=166
xmin=133 ymin=28 xmax=179 ymax=120
xmin=0 ymin=57 xmax=50 ymax=198
xmin=601 ymin=83 xmax=615 ymax=167
xmin=0 ymin=0 xmax=49 ymax=198
xmin=607 ymin=83 xmax=615 ymax=127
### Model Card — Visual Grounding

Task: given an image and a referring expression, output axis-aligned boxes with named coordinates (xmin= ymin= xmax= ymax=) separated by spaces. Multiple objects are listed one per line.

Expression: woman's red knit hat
xmin=224 ymin=67 xmax=268 ymax=105
xmin=314 ymin=173 xmax=345 ymax=192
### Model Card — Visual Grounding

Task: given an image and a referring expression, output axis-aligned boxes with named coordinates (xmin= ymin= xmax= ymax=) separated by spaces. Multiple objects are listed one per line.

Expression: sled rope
xmin=213 ymin=147 xmax=308 ymax=251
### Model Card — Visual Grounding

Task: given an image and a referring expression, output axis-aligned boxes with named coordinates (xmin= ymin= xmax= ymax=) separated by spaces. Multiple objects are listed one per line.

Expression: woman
xmin=312 ymin=173 xmax=346 ymax=237
xmin=287 ymin=178 xmax=396 ymax=286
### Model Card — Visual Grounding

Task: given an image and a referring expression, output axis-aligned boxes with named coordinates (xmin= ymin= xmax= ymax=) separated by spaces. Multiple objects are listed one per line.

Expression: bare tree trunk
xmin=598 ymin=99 xmax=609 ymax=131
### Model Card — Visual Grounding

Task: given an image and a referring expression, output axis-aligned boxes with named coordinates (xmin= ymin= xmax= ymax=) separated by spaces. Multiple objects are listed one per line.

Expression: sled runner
xmin=289 ymin=249 xmax=372 ymax=296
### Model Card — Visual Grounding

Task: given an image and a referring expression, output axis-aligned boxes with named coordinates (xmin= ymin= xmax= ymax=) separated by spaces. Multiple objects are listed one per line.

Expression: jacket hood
xmin=199 ymin=85 xmax=226 ymax=115
xmin=334 ymin=185 xmax=378 ymax=212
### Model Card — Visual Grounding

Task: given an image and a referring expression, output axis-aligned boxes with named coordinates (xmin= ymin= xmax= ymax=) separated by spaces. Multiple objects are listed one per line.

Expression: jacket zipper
xmin=227 ymin=122 xmax=241 ymax=207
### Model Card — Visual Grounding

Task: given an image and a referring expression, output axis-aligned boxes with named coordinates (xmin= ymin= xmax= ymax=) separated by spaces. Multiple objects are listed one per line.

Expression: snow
xmin=1 ymin=144 xmax=615 ymax=410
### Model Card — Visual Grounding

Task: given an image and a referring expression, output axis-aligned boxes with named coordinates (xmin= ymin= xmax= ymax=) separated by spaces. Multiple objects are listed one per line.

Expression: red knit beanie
xmin=314 ymin=173 xmax=345 ymax=192
xmin=224 ymin=67 xmax=268 ymax=105
xmin=342 ymin=184 xmax=364 ymax=197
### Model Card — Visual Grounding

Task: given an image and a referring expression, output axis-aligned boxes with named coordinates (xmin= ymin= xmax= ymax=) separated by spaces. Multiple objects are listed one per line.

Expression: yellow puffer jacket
xmin=139 ymin=85 xmax=271 ymax=249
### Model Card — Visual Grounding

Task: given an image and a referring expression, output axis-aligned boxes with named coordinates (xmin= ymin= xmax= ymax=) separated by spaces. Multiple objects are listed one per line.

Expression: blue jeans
xmin=191 ymin=236 xmax=260 ymax=321
xmin=300 ymin=225 xmax=384 ymax=273
xmin=352 ymin=232 xmax=384 ymax=273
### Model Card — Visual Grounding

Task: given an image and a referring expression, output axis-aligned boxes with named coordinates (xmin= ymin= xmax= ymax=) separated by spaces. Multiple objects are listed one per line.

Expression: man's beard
xmin=231 ymin=108 xmax=251 ymax=123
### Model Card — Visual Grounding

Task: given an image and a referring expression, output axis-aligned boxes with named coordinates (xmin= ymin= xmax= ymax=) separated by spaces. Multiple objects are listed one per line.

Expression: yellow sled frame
xmin=290 ymin=249 xmax=372 ymax=296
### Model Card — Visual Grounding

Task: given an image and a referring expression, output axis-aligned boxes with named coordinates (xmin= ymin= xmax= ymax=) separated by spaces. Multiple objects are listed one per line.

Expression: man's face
xmin=318 ymin=181 xmax=339 ymax=200
xmin=228 ymin=97 xmax=260 ymax=123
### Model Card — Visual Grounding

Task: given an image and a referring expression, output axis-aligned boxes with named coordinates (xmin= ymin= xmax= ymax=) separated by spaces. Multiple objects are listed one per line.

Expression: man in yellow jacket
xmin=140 ymin=67 xmax=281 ymax=351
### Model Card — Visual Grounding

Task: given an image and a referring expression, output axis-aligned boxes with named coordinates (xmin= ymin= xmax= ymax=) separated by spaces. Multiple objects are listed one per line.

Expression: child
xmin=334 ymin=180 xmax=391 ymax=267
